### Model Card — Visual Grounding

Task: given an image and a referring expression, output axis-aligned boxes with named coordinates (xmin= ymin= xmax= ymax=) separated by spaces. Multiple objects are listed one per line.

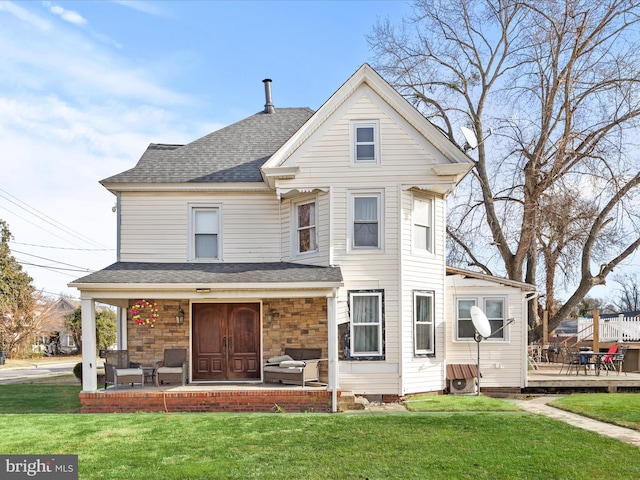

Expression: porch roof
xmin=69 ymin=261 xmax=343 ymax=289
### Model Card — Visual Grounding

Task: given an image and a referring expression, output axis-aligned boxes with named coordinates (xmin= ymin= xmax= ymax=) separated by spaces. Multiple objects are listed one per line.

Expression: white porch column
xmin=81 ymin=297 xmax=98 ymax=392
xmin=117 ymin=306 xmax=127 ymax=350
xmin=327 ymin=290 xmax=339 ymax=413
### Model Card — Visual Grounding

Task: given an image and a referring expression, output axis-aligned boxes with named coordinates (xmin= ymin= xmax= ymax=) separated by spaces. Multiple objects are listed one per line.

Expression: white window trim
xmin=349 ymin=290 xmax=384 ymax=357
xmin=350 ymin=120 xmax=380 ymax=166
xmin=414 ymin=291 xmax=435 ymax=355
xmin=412 ymin=195 xmax=434 ymax=255
xmin=291 ymin=196 xmax=318 ymax=257
xmin=188 ymin=203 xmax=223 ymax=262
xmin=454 ymin=296 xmax=508 ymax=342
xmin=347 ymin=190 xmax=384 ymax=252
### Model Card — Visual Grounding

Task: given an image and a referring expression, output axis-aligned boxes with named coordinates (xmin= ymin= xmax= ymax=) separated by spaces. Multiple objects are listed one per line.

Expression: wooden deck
xmin=526 ymin=363 xmax=640 ymax=393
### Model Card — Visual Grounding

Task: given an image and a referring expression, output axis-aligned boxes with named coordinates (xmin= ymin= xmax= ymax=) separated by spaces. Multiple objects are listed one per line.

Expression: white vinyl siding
xmin=446 ymin=275 xmax=527 ymax=389
xmin=119 ymin=191 xmax=281 ymax=262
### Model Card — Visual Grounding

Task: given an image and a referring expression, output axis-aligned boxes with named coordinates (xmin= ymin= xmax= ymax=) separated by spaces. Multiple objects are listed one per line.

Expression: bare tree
xmin=369 ymin=0 xmax=640 ymax=337
xmin=613 ymin=273 xmax=640 ymax=312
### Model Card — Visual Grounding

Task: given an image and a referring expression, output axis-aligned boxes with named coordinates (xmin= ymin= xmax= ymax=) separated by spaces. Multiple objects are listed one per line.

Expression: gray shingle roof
xmin=101 ymin=108 xmax=314 ymax=184
xmin=71 ymin=262 xmax=343 ymax=285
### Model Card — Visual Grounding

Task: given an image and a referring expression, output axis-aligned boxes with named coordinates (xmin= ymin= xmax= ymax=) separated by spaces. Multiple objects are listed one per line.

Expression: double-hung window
xmin=413 ymin=197 xmax=433 ymax=253
xmin=414 ymin=291 xmax=435 ymax=355
xmin=295 ymin=199 xmax=317 ymax=255
xmin=352 ymin=121 xmax=380 ymax=165
xmin=349 ymin=191 xmax=383 ymax=250
xmin=189 ymin=205 xmax=221 ymax=261
xmin=349 ymin=290 xmax=384 ymax=358
xmin=456 ymin=297 xmax=506 ymax=341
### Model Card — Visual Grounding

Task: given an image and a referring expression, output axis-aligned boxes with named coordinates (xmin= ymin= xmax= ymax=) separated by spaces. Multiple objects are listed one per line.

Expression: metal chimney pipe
xmin=263 ymin=78 xmax=275 ymax=114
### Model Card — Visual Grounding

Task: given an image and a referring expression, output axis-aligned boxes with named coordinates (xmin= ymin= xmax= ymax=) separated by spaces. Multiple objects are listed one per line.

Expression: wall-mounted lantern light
xmin=176 ymin=307 xmax=185 ymax=326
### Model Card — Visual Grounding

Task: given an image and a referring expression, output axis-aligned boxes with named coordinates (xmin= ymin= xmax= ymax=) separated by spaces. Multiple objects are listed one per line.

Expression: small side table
xmin=141 ymin=366 xmax=156 ymax=386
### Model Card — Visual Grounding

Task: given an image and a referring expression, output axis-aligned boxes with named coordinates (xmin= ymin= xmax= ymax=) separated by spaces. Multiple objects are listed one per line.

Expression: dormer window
xmin=352 ymin=120 xmax=380 ymax=165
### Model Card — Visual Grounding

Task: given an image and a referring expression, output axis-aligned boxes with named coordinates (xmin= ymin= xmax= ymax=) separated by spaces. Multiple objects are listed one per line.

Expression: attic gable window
xmin=189 ymin=204 xmax=222 ymax=261
xmin=352 ymin=120 xmax=380 ymax=165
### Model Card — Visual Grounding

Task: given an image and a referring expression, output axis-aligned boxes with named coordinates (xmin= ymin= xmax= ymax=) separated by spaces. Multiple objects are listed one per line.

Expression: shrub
xmin=73 ymin=362 xmax=82 ymax=383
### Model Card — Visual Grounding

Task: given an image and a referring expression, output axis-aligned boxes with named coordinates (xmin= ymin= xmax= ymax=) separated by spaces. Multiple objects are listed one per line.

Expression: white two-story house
xmin=71 ymin=64 xmax=534 ymax=412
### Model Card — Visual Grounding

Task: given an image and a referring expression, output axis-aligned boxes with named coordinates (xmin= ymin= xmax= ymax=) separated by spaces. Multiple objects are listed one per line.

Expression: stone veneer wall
xmin=125 ymin=297 xmax=327 ymax=380
xmin=262 ymin=297 xmax=328 ymax=362
xmin=126 ymin=299 xmax=190 ymax=367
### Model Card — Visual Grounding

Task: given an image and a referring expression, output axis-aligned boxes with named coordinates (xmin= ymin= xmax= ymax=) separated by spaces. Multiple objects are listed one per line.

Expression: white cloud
xmin=47 ymin=3 xmax=87 ymax=25
xmin=113 ymin=0 xmax=168 ymax=17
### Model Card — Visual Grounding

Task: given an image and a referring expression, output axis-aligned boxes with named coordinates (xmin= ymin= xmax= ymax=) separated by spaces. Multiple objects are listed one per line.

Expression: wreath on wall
xmin=131 ymin=300 xmax=159 ymax=328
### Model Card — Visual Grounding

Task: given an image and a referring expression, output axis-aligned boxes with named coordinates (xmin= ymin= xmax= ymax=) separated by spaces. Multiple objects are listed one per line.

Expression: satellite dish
xmin=461 ymin=126 xmax=478 ymax=150
xmin=470 ymin=306 xmax=491 ymax=338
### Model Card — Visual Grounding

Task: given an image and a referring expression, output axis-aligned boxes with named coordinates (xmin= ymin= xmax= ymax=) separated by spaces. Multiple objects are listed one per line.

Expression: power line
xmin=9 ymin=240 xmax=114 ymax=252
xmin=0 ymin=187 xmax=107 ymax=249
xmin=16 ymin=260 xmax=88 ymax=276
xmin=12 ymin=249 xmax=94 ymax=272
xmin=0 ymin=204 xmax=88 ymax=249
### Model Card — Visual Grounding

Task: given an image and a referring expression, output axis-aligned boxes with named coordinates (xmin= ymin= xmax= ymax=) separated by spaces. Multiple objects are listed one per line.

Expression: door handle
xmin=228 ymin=336 xmax=232 ymax=351
xmin=222 ymin=337 xmax=226 ymax=351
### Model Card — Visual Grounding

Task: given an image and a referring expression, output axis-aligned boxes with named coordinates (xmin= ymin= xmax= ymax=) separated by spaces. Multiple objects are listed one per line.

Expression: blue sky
xmin=0 ymin=0 xmax=412 ymax=299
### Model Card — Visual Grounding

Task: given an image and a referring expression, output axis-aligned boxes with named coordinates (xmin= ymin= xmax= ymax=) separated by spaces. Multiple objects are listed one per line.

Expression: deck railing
xmin=578 ymin=314 xmax=640 ymax=342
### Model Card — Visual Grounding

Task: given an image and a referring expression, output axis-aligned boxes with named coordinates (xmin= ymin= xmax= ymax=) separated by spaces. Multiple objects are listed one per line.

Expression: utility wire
xmin=9 ymin=240 xmax=114 ymax=251
xmin=0 ymin=187 xmax=107 ymax=249
xmin=16 ymin=260 xmax=88 ymax=276
xmin=0 ymin=204 xmax=88 ymax=249
xmin=12 ymin=249 xmax=94 ymax=272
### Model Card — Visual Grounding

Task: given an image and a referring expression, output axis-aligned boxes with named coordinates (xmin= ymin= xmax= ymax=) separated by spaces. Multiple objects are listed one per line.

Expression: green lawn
xmin=550 ymin=393 xmax=640 ymax=430
xmin=2 ymin=386 xmax=640 ymax=479
xmin=1 ymin=412 xmax=639 ymax=479
xmin=0 ymin=384 xmax=81 ymax=413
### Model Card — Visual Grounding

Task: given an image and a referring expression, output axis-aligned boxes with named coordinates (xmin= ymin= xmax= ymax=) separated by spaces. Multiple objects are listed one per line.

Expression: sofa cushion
xmin=267 ymin=355 xmax=293 ymax=364
xmin=156 ymin=366 xmax=183 ymax=374
xmin=264 ymin=365 xmax=304 ymax=374
xmin=115 ymin=368 xmax=142 ymax=376
xmin=279 ymin=360 xmax=306 ymax=368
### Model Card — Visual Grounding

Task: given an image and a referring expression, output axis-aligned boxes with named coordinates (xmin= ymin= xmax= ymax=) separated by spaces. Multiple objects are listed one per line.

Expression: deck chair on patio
xmin=156 ymin=348 xmax=187 ymax=385
xmin=610 ymin=345 xmax=628 ymax=376
xmin=559 ymin=346 xmax=581 ymax=375
xmin=104 ymin=350 xmax=144 ymax=389
xmin=600 ymin=345 xmax=618 ymax=374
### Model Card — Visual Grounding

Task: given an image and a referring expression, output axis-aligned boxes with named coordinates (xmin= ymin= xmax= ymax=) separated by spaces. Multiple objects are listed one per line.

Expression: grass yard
xmin=1 ymin=384 xmax=640 ymax=479
xmin=550 ymin=393 xmax=640 ymax=431
xmin=1 ymin=411 xmax=640 ymax=479
xmin=0 ymin=384 xmax=81 ymax=413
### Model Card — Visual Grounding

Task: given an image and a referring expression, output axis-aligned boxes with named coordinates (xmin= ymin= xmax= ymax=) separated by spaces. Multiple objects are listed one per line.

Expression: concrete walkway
xmin=511 ymin=395 xmax=640 ymax=448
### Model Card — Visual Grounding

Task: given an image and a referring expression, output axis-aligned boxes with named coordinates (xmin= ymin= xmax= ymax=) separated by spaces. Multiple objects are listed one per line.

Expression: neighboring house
xmin=70 ymin=64 xmax=532 ymax=405
xmin=36 ymin=297 xmax=78 ymax=355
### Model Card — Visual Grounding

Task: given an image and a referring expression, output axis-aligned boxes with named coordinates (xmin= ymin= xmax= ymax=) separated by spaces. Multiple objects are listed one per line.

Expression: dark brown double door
xmin=192 ymin=303 xmax=260 ymax=381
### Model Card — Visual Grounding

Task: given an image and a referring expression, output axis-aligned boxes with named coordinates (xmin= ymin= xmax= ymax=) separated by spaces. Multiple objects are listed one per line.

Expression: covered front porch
xmin=69 ymin=262 xmax=344 ymax=412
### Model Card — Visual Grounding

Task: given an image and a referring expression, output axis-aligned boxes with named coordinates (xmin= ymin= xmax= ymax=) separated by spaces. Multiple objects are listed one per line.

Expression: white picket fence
xmin=578 ymin=314 xmax=640 ymax=342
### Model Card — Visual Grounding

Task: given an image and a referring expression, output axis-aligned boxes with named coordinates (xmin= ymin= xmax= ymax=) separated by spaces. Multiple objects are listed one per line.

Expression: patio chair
xmin=156 ymin=348 xmax=187 ymax=385
xmin=104 ymin=350 xmax=144 ymax=389
xmin=559 ymin=346 xmax=581 ymax=375
xmin=600 ymin=345 xmax=618 ymax=374
xmin=610 ymin=345 xmax=629 ymax=376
